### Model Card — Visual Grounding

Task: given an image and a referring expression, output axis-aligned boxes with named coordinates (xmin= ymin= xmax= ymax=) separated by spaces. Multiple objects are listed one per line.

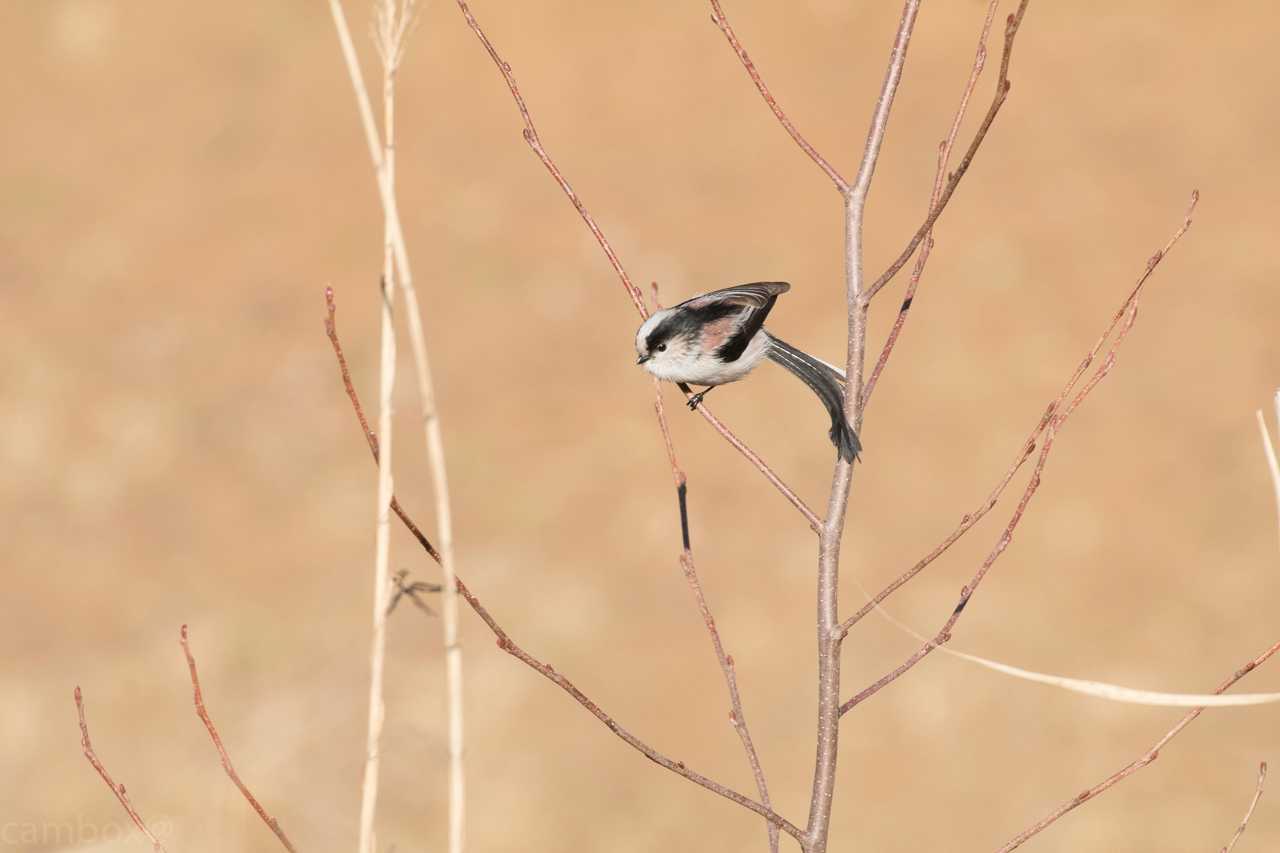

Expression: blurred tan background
xmin=5 ymin=1 xmax=1280 ymax=850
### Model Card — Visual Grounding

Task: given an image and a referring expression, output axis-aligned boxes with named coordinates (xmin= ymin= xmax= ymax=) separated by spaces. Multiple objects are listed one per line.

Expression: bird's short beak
xmin=636 ymin=354 xmax=651 ymax=365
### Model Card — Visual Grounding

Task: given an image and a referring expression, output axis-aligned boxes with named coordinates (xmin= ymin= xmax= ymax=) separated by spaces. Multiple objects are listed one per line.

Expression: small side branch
xmin=73 ymin=687 xmax=168 ymax=852
xmin=1222 ymin=763 xmax=1269 ymax=853
xmin=996 ymin=646 xmax=1280 ymax=853
xmin=654 ymin=386 xmax=781 ymax=853
xmin=180 ymin=626 xmax=297 ymax=852
xmin=864 ymin=0 xmax=1032 ymax=304
xmin=840 ymin=191 xmax=1198 ymax=713
xmin=708 ymin=0 xmax=849 ymax=193
xmin=862 ymin=0 xmax=1000 ymax=406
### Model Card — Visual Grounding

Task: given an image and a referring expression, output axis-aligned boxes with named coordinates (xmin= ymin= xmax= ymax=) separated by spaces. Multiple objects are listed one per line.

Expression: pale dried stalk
xmin=180 ymin=626 xmax=298 ymax=852
xmin=1257 ymin=399 xmax=1280 ymax=552
xmin=375 ymin=5 xmax=468 ymax=851
xmin=653 ymin=386 xmax=779 ymax=853
xmin=331 ymin=1 xmax=467 ymax=850
xmin=1222 ymin=763 xmax=1268 ymax=853
xmin=74 ymin=687 xmax=168 ymax=852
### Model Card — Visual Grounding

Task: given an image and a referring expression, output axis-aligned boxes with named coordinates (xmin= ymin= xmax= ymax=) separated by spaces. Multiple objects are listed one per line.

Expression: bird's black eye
xmin=656 ymin=343 xmax=667 ymax=352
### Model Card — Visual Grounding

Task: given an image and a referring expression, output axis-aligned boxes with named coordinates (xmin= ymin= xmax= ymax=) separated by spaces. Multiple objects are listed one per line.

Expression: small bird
xmin=635 ymin=281 xmax=861 ymax=461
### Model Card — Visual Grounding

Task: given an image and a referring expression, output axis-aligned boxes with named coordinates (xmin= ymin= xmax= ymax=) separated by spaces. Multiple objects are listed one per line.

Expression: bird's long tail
xmin=765 ymin=333 xmax=862 ymax=462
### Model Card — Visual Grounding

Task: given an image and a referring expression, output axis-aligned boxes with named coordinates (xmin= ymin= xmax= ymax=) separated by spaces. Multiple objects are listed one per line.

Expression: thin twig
xmin=864 ymin=0 xmax=1031 ymax=304
xmin=708 ymin=0 xmax=849 ymax=193
xmin=179 ymin=626 xmax=298 ymax=853
xmin=451 ymin=0 xmax=817 ymax=530
xmin=326 ymin=288 xmax=801 ymax=842
xmin=1222 ymin=763 xmax=1269 ymax=853
xmin=324 ymin=289 xmax=442 ymax=564
xmin=841 ymin=191 xmax=1199 ymax=714
xmin=995 ymin=646 xmax=1279 ymax=853
xmin=73 ymin=687 xmax=168 ymax=852
xmin=455 ymin=576 xmax=805 ymax=844
xmin=653 ymin=385 xmax=780 ymax=853
xmin=863 ymin=0 xmax=1000 ymax=406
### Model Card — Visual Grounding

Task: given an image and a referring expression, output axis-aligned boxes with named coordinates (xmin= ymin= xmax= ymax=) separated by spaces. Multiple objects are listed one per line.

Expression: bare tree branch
xmin=864 ymin=0 xmax=1031 ymax=304
xmin=73 ymin=687 xmax=168 ymax=852
xmin=179 ymin=626 xmax=297 ymax=852
xmin=1222 ymin=763 xmax=1269 ymax=853
xmin=653 ymin=383 xmax=780 ymax=853
xmin=840 ymin=191 xmax=1199 ymax=714
xmin=326 ymin=288 xmax=803 ymax=844
xmin=451 ymin=0 xmax=818 ymax=530
xmin=996 ymin=649 xmax=1279 ymax=853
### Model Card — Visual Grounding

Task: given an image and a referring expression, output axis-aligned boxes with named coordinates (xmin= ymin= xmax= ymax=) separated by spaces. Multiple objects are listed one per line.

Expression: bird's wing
xmin=679 ymin=281 xmax=790 ymax=311
xmin=678 ymin=282 xmax=790 ymax=362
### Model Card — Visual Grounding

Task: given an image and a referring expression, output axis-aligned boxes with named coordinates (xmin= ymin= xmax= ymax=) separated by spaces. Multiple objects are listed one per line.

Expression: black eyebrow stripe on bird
xmin=646 ymin=301 xmax=739 ymax=351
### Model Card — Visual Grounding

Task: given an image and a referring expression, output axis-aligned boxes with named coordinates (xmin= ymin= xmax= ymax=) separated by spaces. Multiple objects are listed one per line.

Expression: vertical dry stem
xmin=331 ymin=1 xmax=466 ymax=850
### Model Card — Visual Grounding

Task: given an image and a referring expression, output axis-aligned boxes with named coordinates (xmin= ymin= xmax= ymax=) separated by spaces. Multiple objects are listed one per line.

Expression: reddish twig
xmin=73 ymin=687 xmax=168 ymax=852
xmin=180 ymin=626 xmax=297 ymax=852
xmin=326 ymin=288 xmax=801 ymax=842
xmin=325 ymin=287 xmax=442 ymax=564
xmin=996 ymin=648 xmax=1279 ymax=853
xmin=864 ymin=0 xmax=1032 ymax=304
xmin=654 ymin=385 xmax=781 ymax=853
xmin=1222 ymin=763 xmax=1269 ymax=853
xmin=708 ymin=0 xmax=850 ymax=193
xmin=455 ymin=573 xmax=804 ymax=843
xmin=841 ymin=191 xmax=1198 ymax=714
xmin=454 ymin=1 xmax=644 ymax=316
xmin=862 ymin=0 xmax=1000 ymax=406
xmin=452 ymin=1 xmax=817 ymax=530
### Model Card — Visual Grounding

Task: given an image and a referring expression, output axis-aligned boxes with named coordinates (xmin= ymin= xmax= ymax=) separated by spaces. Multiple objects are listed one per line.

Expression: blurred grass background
xmin=4 ymin=1 xmax=1280 ymax=850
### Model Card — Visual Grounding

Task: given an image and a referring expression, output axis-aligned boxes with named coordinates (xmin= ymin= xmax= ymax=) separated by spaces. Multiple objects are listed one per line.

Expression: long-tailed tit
xmin=635 ymin=281 xmax=861 ymax=461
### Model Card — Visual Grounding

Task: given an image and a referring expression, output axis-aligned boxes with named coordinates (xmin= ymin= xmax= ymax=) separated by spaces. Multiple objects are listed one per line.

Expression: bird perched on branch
xmin=634 ymin=281 xmax=860 ymax=462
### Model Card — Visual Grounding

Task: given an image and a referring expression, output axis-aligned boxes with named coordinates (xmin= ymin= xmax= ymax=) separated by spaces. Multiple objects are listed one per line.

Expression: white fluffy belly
xmin=646 ymin=331 xmax=770 ymax=386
